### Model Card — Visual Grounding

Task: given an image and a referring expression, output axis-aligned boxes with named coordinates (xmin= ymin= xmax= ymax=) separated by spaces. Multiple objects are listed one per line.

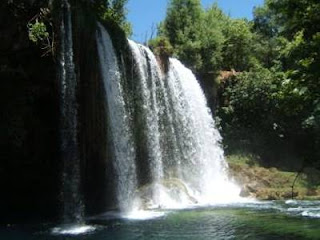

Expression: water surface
xmin=2 ymin=201 xmax=320 ymax=240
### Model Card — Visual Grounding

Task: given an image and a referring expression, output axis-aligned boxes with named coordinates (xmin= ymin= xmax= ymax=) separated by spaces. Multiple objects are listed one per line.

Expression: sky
xmin=127 ymin=0 xmax=264 ymax=43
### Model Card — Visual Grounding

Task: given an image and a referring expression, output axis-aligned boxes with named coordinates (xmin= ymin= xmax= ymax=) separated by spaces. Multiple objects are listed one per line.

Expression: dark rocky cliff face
xmin=0 ymin=0 xmax=143 ymax=222
xmin=71 ymin=1 xmax=112 ymax=215
xmin=0 ymin=0 xmax=135 ymax=222
xmin=72 ymin=0 xmax=148 ymax=214
xmin=0 ymin=0 xmax=60 ymax=222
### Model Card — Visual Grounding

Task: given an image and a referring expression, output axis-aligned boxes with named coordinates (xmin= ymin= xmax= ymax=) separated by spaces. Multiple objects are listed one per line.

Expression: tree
xmin=160 ymin=0 xmax=203 ymax=71
xmin=94 ymin=0 xmax=132 ymax=36
xmin=199 ymin=3 xmax=226 ymax=73
xmin=253 ymin=4 xmax=278 ymax=39
xmin=221 ymin=19 xmax=255 ymax=71
xmin=266 ymin=0 xmax=320 ymax=40
xmin=219 ymin=0 xmax=320 ymax=167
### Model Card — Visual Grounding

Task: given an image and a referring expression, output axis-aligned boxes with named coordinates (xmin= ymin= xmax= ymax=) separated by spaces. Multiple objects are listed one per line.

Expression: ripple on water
xmin=282 ymin=200 xmax=320 ymax=218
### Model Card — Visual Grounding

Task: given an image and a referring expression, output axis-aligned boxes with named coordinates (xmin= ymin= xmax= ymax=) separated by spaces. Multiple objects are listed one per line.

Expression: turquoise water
xmin=2 ymin=201 xmax=320 ymax=240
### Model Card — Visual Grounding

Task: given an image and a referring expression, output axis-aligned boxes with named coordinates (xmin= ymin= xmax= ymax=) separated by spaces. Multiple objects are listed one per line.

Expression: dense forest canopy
xmin=147 ymin=0 xmax=320 ymax=170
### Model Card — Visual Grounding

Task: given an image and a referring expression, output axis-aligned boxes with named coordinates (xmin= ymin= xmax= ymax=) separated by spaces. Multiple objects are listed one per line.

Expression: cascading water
xmin=95 ymin=23 xmax=240 ymax=214
xmin=96 ymin=23 xmax=138 ymax=213
xmin=59 ymin=0 xmax=83 ymax=223
xmin=128 ymin=40 xmax=164 ymax=206
xmin=127 ymin=41 xmax=240 ymax=208
xmin=165 ymin=58 xmax=240 ymax=204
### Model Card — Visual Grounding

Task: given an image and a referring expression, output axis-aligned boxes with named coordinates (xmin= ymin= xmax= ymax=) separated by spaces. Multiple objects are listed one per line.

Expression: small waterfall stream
xmin=59 ymin=0 xmax=83 ymax=223
xmin=166 ymin=59 xmax=240 ymax=203
xmin=96 ymin=23 xmax=138 ymax=213
xmin=128 ymin=40 xmax=164 ymax=206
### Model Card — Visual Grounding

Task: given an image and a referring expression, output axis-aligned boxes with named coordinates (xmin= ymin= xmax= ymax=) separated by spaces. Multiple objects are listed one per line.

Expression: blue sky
xmin=127 ymin=0 xmax=264 ymax=42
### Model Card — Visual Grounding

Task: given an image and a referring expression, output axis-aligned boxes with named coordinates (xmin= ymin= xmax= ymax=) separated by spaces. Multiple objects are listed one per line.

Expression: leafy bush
xmin=28 ymin=20 xmax=49 ymax=43
xmin=148 ymin=36 xmax=173 ymax=57
xmin=94 ymin=0 xmax=132 ymax=36
xmin=219 ymin=66 xmax=282 ymax=131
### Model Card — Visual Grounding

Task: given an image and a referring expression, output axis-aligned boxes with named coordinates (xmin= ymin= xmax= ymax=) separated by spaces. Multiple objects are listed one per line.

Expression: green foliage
xmin=218 ymin=0 xmax=320 ymax=168
xmin=94 ymin=0 xmax=132 ymax=36
xmin=199 ymin=4 xmax=226 ymax=73
xmin=162 ymin=0 xmax=202 ymax=46
xmin=253 ymin=4 xmax=278 ymax=38
xmin=148 ymin=36 xmax=174 ymax=71
xmin=160 ymin=0 xmax=203 ymax=71
xmin=219 ymin=66 xmax=283 ymax=133
xmin=157 ymin=1 xmax=257 ymax=73
xmin=148 ymin=36 xmax=173 ymax=57
xmin=28 ymin=20 xmax=49 ymax=43
xmin=227 ymin=153 xmax=320 ymax=200
xmin=221 ymin=19 xmax=256 ymax=71
xmin=27 ymin=12 xmax=54 ymax=57
xmin=265 ymin=0 xmax=320 ymax=40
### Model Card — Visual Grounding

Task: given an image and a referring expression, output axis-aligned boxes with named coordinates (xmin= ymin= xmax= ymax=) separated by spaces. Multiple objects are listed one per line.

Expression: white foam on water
xmin=51 ymin=224 xmax=96 ymax=235
xmin=285 ymin=199 xmax=299 ymax=205
xmin=122 ymin=210 xmax=166 ymax=220
xmin=287 ymin=207 xmax=303 ymax=212
xmin=301 ymin=211 xmax=320 ymax=218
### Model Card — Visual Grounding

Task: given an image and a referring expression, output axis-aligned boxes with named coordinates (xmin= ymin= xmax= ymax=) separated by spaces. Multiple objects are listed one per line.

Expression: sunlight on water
xmin=91 ymin=209 xmax=165 ymax=221
xmin=122 ymin=210 xmax=166 ymax=220
xmin=51 ymin=224 xmax=96 ymax=235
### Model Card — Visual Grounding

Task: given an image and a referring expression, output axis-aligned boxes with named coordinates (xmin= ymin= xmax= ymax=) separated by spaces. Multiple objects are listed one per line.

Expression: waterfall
xmin=95 ymin=24 xmax=240 ymax=213
xmin=127 ymin=41 xmax=240 ymax=207
xmin=128 ymin=40 xmax=164 ymax=206
xmin=59 ymin=0 xmax=84 ymax=222
xmin=96 ymin=23 xmax=138 ymax=213
xmin=165 ymin=59 xmax=240 ymax=203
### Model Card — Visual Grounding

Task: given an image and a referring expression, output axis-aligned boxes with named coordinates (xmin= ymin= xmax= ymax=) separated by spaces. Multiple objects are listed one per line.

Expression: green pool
xmin=2 ymin=200 xmax=320 ymax=239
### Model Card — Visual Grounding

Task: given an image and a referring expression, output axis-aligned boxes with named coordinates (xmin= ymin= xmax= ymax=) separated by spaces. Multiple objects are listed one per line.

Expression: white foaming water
xmin=134 ymin=49 xmax=241 ymax=208
xmin=96 ymin=29 xmax=242 ymax=216
xmin=285 ymin=200 xmax=320 ymax=218
xmin=96 ymin=23 xmax=139 ymax=213
xmin=301 ymin=211 xmax=320 ymax=218
xmin=285 ymin=199 xmax=299 ymax=205
xmin=165 ymin=58 xmax=241 ymax=204
xmin=128 ymin=40 xmax=164 ymax=194
xmin=127 ymin=40 xmax=242 ymax=211
xmin=51 ymin=224 xmax=96 ymax=235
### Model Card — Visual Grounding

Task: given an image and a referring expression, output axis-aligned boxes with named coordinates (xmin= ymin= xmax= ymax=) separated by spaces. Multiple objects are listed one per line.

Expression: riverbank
xmin=227 ymin=154 xmax=320 ymax=200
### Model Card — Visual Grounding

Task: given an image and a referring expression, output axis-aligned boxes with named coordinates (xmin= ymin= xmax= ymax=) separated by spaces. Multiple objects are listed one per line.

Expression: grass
xmin=226 ymin=153 xmax=320 ymax=200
